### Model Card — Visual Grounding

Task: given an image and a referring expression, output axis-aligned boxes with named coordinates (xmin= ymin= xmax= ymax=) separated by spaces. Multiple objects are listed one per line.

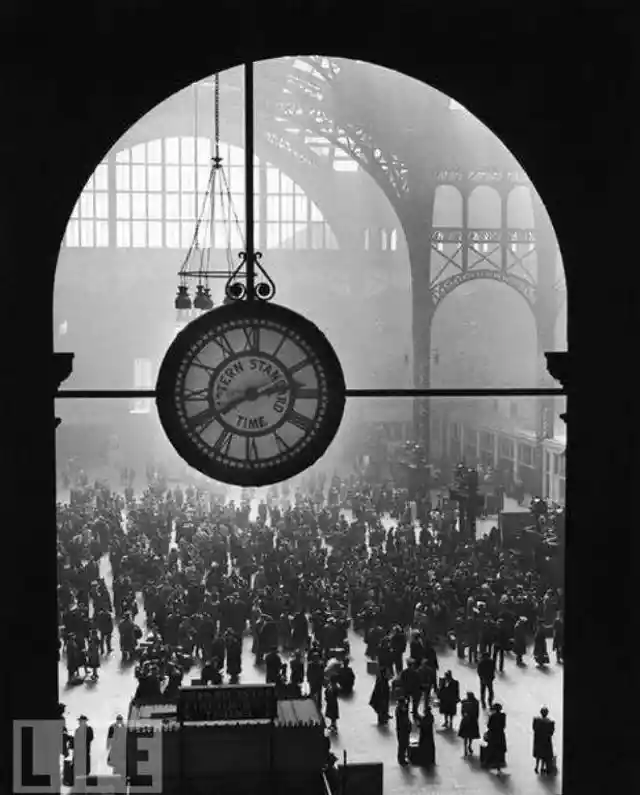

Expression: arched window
xmin=433 ymin=185 xmax=463 ymax=228
xmin=62 ymin=138 xmax=338 ymax=251
xmin=64 ymin=160 xmax=109 ymax=247
xmin=468 ymin=186 xmax=500 ymax=255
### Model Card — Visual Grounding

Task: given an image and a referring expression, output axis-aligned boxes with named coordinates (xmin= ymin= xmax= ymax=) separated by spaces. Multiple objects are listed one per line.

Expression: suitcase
xmin=367 ymin=660 xmax=378 ymax=675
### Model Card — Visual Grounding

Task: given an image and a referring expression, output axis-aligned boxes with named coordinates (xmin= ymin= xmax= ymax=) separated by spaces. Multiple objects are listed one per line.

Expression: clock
xmin=156 ymin=301 xmax=346 ymax=487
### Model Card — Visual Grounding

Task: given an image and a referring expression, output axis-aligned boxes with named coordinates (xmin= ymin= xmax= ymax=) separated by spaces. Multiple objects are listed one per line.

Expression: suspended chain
xmin=179 ymin=75 xmax=224 ymax=281
xmin=214 ymin=73 xmax=221 ymax=166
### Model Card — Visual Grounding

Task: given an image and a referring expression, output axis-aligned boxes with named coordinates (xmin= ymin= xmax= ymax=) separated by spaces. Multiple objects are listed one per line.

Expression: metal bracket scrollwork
xmin=431 ymin=269 xmax=536 ymax=306
xmin=225 ymin=251 xmax=276 ymax=303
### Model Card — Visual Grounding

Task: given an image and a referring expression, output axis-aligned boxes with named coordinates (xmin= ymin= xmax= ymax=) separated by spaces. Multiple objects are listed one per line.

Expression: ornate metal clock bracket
xmin=53 ymin=352 xmax=74 ymax=428
xmin=545 ymin=351 xmax=568 ymax=424
xmin=225 ymin=250 xmax=276 ymax=303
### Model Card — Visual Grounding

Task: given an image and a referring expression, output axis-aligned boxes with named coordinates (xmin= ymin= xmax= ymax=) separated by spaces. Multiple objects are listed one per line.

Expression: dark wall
xmin=1 ymin=3 xmax=633 ymax=793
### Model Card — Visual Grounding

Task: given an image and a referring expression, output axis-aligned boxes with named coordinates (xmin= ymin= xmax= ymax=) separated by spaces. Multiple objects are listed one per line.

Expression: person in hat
xmin=265 ymin=645 xmax=282 ymax=684
xmin=532 ymin=706 xmax=556 ymax=774
xmin=477 ymin=651 xmax=496 ymax=709
xmin=412 ymin=703 xmax=436 ymax=768
xmin=437 ymin=670 xmax=460 ymax=729
xmin=72 ymin=716 xmax=94 ymax=778
xmin=369 ymin=667 xmax=391 ymax=725
xmin=107 ymin=714 xmax=126 ymax=777
xmin=324 ymin=678 xmax=340 ymax=732
xmin=394 ymin=696 xmax=412 ymax=766
xmin=513 ymin=616 xmax=528 ymax=665
xmin=458 ymin=691 xmax=481 ymax=755
xmin=398 ymin=658 xmax=422 ymax=720
xmin=481 ymin=703 xmax=507 ymax=774
xmin=289 ymin=650 xmax=305 ymax=696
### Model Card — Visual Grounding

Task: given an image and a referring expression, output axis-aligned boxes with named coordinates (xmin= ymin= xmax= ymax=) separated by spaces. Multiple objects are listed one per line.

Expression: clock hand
xmin=219 ymin=379 xmax=310 ymax=414
xmin=254 ymin=379 xmax=306 ymax=399
xmin=218 ymin=390 xmax=252 ymax=415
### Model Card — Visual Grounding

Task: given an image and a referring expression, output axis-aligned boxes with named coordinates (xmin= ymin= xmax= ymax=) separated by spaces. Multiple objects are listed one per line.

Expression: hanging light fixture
xmin=175 ymin=285 xmax=192 ymax=310
xmin=201 ymin=286 xmax=214 ymax=310
xmin=174 ymin=74 xmax=245 ymax=314
xmin=193 ymin=284 xmax=208 ymax=310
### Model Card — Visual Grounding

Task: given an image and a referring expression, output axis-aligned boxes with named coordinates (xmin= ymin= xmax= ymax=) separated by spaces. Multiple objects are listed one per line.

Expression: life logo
xmin=13 ymin=720 xmax=163 ymax=793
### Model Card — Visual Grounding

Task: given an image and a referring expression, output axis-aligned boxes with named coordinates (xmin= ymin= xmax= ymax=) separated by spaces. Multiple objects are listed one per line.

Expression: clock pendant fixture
xmin=156 ymin=301 xmax=346 ymax=486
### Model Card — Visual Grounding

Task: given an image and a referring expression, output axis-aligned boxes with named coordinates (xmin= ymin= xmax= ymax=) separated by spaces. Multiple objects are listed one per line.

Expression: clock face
xmin=156 ymin=301 xmax=346 ymax=486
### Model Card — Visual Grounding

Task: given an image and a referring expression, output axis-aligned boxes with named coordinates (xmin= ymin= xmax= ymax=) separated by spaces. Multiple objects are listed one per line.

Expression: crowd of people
xmin=57 ymin=457 xmax=562 ymax=783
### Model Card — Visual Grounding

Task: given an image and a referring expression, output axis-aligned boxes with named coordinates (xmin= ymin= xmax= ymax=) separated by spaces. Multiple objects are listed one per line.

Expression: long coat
xmin=532 ymin=716 xmax=555 ymax=761
xmin=369 ymin=676 xmax=390 ymax=715
xmin=458 ymin=697 xmax=480 ymax=739
xmin=324 ymin=685 xmax=340 ymax=721
xmin=415 ymin=710 xmax=436 ymax=767
xmin=438 ymin=677 xmax=460 ymax=717
xmin=483 ymin=711 xmax=507 ymax=769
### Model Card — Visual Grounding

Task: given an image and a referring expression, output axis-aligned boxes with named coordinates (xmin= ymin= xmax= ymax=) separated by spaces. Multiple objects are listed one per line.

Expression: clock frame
xmin=156 ymin=301 xmax=346 ymax=486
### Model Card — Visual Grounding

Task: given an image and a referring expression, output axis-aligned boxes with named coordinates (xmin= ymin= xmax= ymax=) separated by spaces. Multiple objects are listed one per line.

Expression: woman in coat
xmin=458 ymin=691 xmax=481 ymax=755
xmin=87 ymin=630 xmax=101 ymax=681
xmin=552 ymin=612 xmax=564 ymax=663
xmin=413 ymin=704 xmax=436 ymax=767
xmin=482 ymin=703 xmax=507 ymax=773
xmin=533 ymin=707 xmax=555 ymax=774
xmin=437 ymin=670 xmax=460 ymax=729
xmin=533 ymin=622 xmax=549 ymax=666
xmin=369 ymin=668 xmax=391 ymax=725
xmin=324 ymin=680 xmax=340 ymax=732
xmin=513 ymin=617 xmax=528 ymax=665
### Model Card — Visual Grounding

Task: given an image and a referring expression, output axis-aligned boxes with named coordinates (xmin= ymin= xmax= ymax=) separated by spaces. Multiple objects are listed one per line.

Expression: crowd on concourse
xmin=57 ymin=455 xmax=562 ymax=780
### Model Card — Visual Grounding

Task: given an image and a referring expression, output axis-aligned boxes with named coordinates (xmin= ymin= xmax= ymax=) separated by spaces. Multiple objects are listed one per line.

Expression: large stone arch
xmin=4 ymin=11 xmax=633 ymax=782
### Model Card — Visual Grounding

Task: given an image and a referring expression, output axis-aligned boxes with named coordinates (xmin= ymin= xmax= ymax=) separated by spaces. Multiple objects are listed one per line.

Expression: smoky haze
xmin=53 ymin=56 xmax=566 ymax=483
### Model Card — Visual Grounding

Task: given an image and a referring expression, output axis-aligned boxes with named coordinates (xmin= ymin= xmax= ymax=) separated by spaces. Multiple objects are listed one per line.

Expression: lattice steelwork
xmin=429 ymin=228 xmax=538 ymax=306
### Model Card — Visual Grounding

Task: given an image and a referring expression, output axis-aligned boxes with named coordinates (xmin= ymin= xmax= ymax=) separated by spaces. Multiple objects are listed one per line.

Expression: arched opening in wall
xmin=431 ymin=281 xmax=538 ymax=391
xmin=54 ymin=57 xmax=566 ymax=786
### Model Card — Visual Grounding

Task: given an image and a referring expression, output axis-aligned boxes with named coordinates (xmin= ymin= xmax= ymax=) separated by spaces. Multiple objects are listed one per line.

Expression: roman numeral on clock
xmin=287 ymin=411 xmax=313 ymax=432
xmin=187 ymin=409 xmax=216 ymax=433
xmin=272 ymin=334 xmax=287 ymax=359
xmin=246 ymin=437 xmax=259 ymax=460
xmin=192 ymin=358 xmax=216 ymax=374
xmin=289 ymin=357 xmax=311 ymax=375
xmin=273 ymin=432 xmax=290 ymax=453
xmin=212 ymin=333 xmax=235 ymax=357
xmin=183 ymin=388 xmax=209 ymax=401
xmin=213 ymin=429 xmax=233 ymax=456
xmin=242 ymin=327 xmax=260 ymax=352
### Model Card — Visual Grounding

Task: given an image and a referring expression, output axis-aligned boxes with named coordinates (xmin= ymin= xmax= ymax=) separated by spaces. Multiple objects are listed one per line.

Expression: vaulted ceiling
xmin=116 ymin=56 xmax=517 ymax=211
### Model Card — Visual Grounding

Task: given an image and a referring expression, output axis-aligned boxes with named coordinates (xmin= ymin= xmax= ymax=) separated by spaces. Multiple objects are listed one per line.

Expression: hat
xmin=491 ymin=703 xmax=503 ymax=712
xmin=78 ymin=715 xmax=88 ymax=721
